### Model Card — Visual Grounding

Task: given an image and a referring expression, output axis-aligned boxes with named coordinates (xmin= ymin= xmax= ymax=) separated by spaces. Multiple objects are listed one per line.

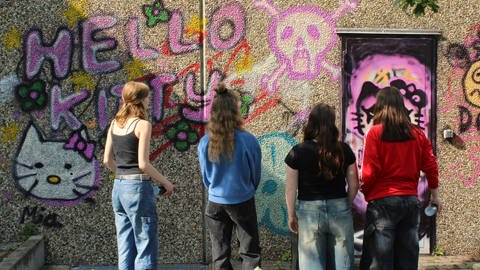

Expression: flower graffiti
xmin=164 ymin=120 xmax=199 ymax=152
xmin=15 ymin=80 xmax=48 ymax=112
xmin=142 ymin=0 xmax=170 ymax=28
xmin=240 ymin=93 xmax=254 ymax=118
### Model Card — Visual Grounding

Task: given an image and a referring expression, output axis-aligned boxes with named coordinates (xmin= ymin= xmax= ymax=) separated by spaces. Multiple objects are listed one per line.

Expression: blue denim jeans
xmin=360 ymin=196 xmax=420 ymax=270
xmin=112 ymin=179 xmax=158 ymax=270
xmin=297 ymin=197 xmax=354 ymax=270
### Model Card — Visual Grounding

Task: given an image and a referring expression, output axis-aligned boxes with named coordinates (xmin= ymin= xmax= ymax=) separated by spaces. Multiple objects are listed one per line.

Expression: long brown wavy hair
xmin=372 ymin=86 xmax=415 ymax=142
xmin=207 ymin=83 xmax=244 ymax=163
xmin=304 ymin=103 xmax=344 ymax=181
xmin=114 ymin=81 xmax=149 ymax=128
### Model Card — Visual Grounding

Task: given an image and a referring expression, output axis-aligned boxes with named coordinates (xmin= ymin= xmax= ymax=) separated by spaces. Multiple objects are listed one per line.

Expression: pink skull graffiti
xmin=254 ymin=0 xmax=358 ymax=94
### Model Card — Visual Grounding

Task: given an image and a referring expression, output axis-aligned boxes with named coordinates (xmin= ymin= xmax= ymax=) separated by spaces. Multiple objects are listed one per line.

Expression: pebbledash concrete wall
xmin=0 ymin=0 xmax=479 ymax=265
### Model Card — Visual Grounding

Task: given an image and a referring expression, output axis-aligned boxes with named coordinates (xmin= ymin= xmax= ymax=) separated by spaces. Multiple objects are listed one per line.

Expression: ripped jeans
xmin=112 ymin=179 xmax=158 ymax=270
xmin=360 ymin=196 xmax=420 ymax=270
xmin=297 ymin=197 xmax=354 ymax=270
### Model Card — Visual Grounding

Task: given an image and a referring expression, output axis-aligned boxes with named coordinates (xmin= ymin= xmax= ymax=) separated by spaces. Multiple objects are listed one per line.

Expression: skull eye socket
xmin=281 ymin=26 xmax=293 ymax=40
xmin=307 ymin=24 xmax=320 ymax=40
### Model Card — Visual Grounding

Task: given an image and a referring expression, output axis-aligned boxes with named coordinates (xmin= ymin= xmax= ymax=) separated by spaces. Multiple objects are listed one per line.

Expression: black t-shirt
xmin=284 ymin=141 xmax=356 ymax=200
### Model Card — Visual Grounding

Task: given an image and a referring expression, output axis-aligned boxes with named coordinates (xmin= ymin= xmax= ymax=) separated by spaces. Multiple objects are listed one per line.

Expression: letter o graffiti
xmin=208 ymin=1 xmax=246 ymax=51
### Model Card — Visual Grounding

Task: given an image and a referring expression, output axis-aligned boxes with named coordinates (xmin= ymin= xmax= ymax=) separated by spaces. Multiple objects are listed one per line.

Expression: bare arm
xmin=285 ymin=165 xmax=298 ymax=234
xmin=346 ymin=162 xmax=359 ymax=206
xmin=137 ymin=120 xmax=175 ymax=196
xmin=102 ymin=122 xmax=116 ymax=172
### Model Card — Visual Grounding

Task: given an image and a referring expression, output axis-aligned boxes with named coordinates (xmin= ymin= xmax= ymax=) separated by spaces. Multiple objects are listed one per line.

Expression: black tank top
xmin=111 ymin=119 xmax=143 ymax=175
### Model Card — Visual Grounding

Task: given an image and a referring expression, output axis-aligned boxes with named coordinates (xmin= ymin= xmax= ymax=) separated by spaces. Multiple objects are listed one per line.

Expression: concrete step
xmin=42 ymin=266 xmax=71 ymax=270
xmin=0 ymin=235 xmax=44 ymax=270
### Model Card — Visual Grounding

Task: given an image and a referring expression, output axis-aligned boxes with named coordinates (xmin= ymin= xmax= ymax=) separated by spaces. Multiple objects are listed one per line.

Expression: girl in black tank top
xmin=111 ymin=119 xmax=143 ymax=175
xmin=102 ymin=81 xmax=175 ymax=269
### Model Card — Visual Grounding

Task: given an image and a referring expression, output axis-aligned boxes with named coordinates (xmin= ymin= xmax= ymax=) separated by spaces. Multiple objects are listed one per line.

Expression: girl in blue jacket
xmin=198 ymin=83 xmax=262 ymax=270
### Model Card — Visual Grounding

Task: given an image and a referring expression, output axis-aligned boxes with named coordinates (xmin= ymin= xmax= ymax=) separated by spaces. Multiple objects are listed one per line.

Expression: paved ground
xmin=40 ymin=256 xmax=480 ymax=270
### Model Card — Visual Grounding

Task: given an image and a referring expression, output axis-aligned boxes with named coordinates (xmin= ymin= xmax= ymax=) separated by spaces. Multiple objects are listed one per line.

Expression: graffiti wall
xmin=1 ymin=0 xmax=480 ymax=266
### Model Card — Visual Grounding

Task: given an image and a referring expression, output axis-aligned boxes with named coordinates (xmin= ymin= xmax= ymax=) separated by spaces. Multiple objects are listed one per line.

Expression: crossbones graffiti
xmin=254 ymin=0 xmax=358 ymax=95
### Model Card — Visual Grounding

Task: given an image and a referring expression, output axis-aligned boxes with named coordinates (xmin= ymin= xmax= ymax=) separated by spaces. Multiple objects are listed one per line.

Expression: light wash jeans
xmin=297 ymin=197 xmax=354 ymax=270
xmin=112 ymin=179 xmax=158 ymax=270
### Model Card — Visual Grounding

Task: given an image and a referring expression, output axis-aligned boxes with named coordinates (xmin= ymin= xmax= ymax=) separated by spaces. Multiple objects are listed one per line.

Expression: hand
xmin=430 ymin=196 xmax=443 ymax=213
xmin=288 ymin=214 xmax=298 ymax=234
xmin=162 ymin=181 xmax=175 ymax=196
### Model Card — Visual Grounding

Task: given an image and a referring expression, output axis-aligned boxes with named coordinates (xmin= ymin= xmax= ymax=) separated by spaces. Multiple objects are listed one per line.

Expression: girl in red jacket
xmin=359 ymin=87 xmax=442 ymax=270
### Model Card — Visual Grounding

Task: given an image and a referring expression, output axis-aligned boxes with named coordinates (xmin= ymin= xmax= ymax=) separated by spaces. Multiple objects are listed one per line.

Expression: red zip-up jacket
xmin=361 ymin=124 xmax=438 ymax=202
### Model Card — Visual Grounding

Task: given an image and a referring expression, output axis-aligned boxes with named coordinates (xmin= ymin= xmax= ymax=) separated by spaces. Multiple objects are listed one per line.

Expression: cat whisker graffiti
xmin=71 ymin=171 xmax=92 ymax=183
xmin=73 ymin=184 xmax=99 ymax=191
xmin=13 ymin=172 xmax=37 ymax=180
xmin=14 ymin=160 xmax=34 ymax=170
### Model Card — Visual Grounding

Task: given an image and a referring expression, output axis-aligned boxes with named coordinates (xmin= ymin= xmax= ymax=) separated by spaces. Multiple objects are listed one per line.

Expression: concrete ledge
xmin=0 ymin=235 xmax=45 ymax=270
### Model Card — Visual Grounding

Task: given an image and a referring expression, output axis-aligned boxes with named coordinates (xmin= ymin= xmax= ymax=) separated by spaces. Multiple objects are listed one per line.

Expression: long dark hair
xmin=372 ymin=87 xmax=414 ymax=142
xmin=207 ymin=83 xmax=244 ymax=163
xmin=304 ymin=103 xmax=343 ymax=181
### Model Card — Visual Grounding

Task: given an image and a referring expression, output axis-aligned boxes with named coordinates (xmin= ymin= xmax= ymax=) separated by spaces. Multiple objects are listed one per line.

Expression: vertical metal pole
xmin=200 ymin=0 xmax=208 ymax=265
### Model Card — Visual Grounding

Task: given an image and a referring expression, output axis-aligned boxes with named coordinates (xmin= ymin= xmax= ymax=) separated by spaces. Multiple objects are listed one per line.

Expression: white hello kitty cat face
xmin=13 ymin=123 xmax=100 ymax=205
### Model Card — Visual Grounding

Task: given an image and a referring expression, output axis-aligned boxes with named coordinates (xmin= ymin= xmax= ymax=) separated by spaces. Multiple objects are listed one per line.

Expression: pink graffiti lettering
xmin=181 ymin=69 xmax=223 ymax=123
xmin=110 ymin=84 xmax=124 ymax=98
xmin=97 ymin=89 xmax=109 ymax=131
xmin=81 ymin=16 xmax=121 ymax=74
xmin=208 ymin=1 xmax=246 ymax=51
xmin=126 ymin=16 xmax=159 ymax=60
xmin=25 ymin=28 xmax=73 ymax=80
xmin=168 ymin=11 xmax=200 ymax=55
xmin=150 ymin=73 xmax=177 ymax=121
xmin=50 ymin=85 xmax=90 ymax=130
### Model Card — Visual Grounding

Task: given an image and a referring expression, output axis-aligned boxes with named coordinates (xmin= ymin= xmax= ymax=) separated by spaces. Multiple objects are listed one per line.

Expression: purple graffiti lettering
xmin=184 ymin=71 xmax=199 ymax=102
xmin=150 ymin=74 xmax=178 ymax=122
xmin=97 ymin=89 xmax=109 ymax=132
xmin=126 ymin=16 xmax=159 ymax=60
xmin=110 ymin=84 xmax=124 ymax=112
xmin=50 ymin=85 xmax=90 ymax=130
xmin=208 ymin=1 xmax=246 ymax=51
xmin=167 ymin=11 xmax=200 ymax=55
xmin=24 ymin=28 xmax=73 ymax=80
xmin=182 ymin=69 xmax=223 ymax=123
xmin=110 ymin=84 xmax=124 ymax=98
xmin=81 ymin=16 xmax=121 ymax=74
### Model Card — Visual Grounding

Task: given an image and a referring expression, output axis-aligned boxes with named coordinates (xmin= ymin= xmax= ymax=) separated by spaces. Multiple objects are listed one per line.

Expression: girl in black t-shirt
xmin=285 ymin=103 xmax=359 ymax=270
